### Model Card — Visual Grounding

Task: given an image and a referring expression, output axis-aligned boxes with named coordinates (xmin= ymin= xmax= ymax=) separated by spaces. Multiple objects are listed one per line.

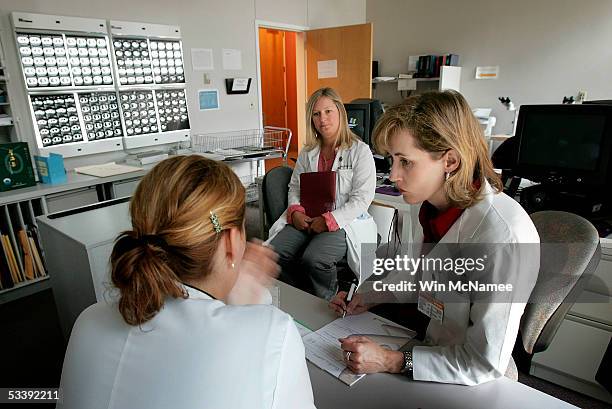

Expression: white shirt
xmin=390 ymin=181 xmax=540 ymax=385
xmin=267 ymin=140 xmax=378 ymax=283
xmin=57 ymin=285 xmax=315 ymax=409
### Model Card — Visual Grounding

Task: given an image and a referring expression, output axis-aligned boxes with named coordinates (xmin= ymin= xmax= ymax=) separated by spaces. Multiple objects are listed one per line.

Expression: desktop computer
xmin=512 ymin=103 xmax=612 ymax=235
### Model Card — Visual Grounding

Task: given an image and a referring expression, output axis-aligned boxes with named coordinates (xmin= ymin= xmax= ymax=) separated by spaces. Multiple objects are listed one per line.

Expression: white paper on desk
xmin=302 ymin=312 xmax=415 ymax=386
xmin=74 ymin=162 xmax=142 ymax=177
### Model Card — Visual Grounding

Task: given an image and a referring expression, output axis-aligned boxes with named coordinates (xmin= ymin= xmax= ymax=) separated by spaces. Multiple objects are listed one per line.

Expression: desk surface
xmin=277 ymin=281 xmax=577 ymax=409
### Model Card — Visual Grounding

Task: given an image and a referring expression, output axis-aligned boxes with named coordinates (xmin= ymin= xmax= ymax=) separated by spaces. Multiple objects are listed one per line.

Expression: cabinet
xmin=37 ymin=198 xmax=130 ymax=338
xmin=372 ymin=66 xmax=462 ymax=94
xmin=0 ymin=169 xmax=147 ymax=305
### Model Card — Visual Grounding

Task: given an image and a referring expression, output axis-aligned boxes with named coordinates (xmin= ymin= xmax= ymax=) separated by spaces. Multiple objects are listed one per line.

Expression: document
xmin=302 ymin=312 xmax=415 ymax=386
xmin=74 ymin=162 xmax=142 ymax=177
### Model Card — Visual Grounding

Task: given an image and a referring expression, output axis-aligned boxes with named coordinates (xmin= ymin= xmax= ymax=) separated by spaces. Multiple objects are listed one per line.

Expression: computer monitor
xmin=514 ymin=104 xmax=612 ymax=188
xmin=584 ymin=100 xmax=612 ymax=105
xmin=344 ymin=102 xmax=371 ymax=145
xmin=344 ymin=98 xmax=384 ymax=147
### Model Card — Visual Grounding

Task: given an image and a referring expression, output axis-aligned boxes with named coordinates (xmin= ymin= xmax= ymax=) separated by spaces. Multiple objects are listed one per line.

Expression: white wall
xmin=308 ymin=0 xmax=367 ymax=29
xmin=367 ymin=0 xmax=612 ymax=134
xmin=0 ymin=0 xmax=364 ymax=168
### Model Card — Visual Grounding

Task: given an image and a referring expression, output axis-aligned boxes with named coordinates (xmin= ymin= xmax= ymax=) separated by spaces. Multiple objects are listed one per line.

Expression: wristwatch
xmin=400 ymin=351 xmax=413 ymax=375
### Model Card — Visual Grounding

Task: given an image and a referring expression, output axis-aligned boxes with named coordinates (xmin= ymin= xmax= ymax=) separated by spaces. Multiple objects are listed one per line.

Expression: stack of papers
xmin=74 ymin=162 xmax=142 ymax=177
xmin=301 ymin=312 xmax=415 ymax=386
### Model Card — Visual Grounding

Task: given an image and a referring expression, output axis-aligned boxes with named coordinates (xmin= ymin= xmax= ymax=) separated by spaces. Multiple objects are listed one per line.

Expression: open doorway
xmin=258 ymin=27 xmax=301 ymax=170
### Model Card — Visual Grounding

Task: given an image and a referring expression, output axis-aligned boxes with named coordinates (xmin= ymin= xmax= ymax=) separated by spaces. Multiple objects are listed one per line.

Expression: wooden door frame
xmin=255 ymin=20 xmax=308 ymax=155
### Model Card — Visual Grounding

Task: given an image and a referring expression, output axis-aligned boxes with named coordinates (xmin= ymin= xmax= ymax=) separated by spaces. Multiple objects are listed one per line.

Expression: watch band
xmin=401 ymin=350 xmax=413 ymax=374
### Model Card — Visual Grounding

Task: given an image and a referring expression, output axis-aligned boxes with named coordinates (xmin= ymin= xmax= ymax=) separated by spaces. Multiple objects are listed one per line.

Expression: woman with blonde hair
xmin=330 ymin=90 xmax=540 ymax=385
xmin=268 ymin=87 xmax=377 ymax=300
xmin=58 ymin=156 xmax=315 ymax=408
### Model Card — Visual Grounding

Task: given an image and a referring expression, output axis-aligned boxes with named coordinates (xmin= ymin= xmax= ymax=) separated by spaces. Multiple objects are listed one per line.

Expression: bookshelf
xmin=0 ymin=169 xmax=146 ymax=305
xmin=373 ymin=66 xmax=462 ymax=93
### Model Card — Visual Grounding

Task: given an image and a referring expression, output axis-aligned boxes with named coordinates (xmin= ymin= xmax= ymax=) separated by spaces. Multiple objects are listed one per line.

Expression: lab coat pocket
xmin=337 ymin=169 xmax=353 ymax=195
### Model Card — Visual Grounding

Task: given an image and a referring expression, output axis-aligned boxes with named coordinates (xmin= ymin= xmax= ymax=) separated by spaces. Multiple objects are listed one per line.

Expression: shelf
xmin=0 ymin=276 xmax=51 ymax=305
xmin=0 ymin=102 xmax=9 ymax=106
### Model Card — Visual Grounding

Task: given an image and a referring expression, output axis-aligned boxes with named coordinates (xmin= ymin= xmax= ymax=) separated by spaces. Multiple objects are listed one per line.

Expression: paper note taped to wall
xmin=317 ymin=60 xmax=338 ymax=79
xmin=191 ymin=48 xmax=214 ymax=71
xmin=222 ymin=48 xmax=242 ymax=70
xmin=475 ymin=66 xmax=500 ymax=79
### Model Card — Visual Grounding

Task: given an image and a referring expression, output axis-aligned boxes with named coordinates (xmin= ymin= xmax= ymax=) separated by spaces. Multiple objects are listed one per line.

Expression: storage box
xmin=34 ymin=153 xmax=67 ymax=184
xmin=0 ymin=142 xmax=36 ymax=191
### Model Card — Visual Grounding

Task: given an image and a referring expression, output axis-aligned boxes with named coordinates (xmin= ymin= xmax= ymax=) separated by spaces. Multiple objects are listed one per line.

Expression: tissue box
xmin=0 ymin=142 xmax=36 ymax=191
xmin=34 ymin=153 xmax=67 ymax=184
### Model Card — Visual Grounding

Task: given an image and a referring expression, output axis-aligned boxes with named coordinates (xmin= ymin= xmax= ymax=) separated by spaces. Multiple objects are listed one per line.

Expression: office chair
xmin=260 ymin=165 xmax=358 ymax=290
xmin=510 ymin=211 xmax=601 ymax=378
xmin=259 ymin=166 xmax=293 ymax=239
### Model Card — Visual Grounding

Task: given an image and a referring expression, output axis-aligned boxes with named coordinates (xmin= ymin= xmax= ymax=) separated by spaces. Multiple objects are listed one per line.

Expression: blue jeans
xmin=270 ymin=225 xmax=347 ymax=300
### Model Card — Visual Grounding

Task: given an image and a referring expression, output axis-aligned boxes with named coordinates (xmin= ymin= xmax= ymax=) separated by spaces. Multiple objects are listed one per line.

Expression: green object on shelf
xmin=0 ymin=142 xmax=36 ymax=192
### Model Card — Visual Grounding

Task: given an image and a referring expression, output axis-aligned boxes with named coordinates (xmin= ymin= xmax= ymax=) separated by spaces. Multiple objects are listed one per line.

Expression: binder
xmin=300 ymin=171 xmax=336 ymax=218
xmin=18 ymin=229 xmax=35 ymax=280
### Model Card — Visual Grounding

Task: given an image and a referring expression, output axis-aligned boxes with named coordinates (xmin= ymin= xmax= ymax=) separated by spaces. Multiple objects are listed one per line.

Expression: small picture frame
xmin=198 ymin=89 xmax=220 ymax=111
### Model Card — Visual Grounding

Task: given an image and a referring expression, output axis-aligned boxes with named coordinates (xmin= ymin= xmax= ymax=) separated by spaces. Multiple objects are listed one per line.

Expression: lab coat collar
xmin=307 ymin=144 xmax=346 ymax=171
xmin=439 ymin=179 xmax=495 ymax=244
xmin=412 ymin=180 xmax=496 ymax=246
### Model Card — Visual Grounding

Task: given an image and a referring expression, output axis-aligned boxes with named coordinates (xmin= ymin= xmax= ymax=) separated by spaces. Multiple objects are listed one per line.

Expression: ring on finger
xmin=345 ymin=351 xmax=352 ymax=362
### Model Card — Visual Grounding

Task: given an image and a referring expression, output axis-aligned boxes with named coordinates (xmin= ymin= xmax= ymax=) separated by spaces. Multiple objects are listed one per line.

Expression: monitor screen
xmin=344 ymin=103 xmax=370 ymax=145
xmin=519 ymin=112 xmax=605 ymax=171
xmin=515 ymin=104 xmax=612 ymax=186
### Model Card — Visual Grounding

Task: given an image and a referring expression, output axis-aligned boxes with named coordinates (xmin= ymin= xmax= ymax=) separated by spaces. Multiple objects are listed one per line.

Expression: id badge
xmin=417 ymin=292 xmax=444 ymax=323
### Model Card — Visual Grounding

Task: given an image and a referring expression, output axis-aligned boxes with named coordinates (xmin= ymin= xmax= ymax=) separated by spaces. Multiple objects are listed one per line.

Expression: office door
xmin=305 ymin=23 xmax=372 ymax=103
xmin=259 ymin=28 xmax=287 ymax=128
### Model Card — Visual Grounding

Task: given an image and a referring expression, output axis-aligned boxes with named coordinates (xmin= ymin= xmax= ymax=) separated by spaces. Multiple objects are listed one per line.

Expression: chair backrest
xmin=521 ymin=211 xmax=601 ymax=354
xmin=261 ymin=166 xmax=293 ymax=228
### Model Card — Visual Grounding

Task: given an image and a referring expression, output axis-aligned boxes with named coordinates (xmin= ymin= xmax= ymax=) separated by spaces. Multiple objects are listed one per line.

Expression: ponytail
xmin=111 ymin=232 xmax=186 ymax=326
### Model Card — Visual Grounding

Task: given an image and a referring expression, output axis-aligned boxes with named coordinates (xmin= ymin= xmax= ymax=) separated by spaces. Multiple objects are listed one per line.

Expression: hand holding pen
xmin=328 ymin=283 xmax=371 ymax=317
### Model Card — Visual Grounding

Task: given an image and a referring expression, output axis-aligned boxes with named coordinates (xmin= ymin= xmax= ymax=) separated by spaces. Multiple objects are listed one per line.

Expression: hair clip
xmin=209 ymin=211 xmax=222 ymax=234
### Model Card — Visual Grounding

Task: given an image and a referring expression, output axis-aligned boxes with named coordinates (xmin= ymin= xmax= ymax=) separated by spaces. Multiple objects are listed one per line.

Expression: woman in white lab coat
xmin=268 ymin=87 xmax=377 ymax=300
xmin=57 ymin=156 xmax=315 ymax=409
xmin=330 ymin=90 xmax=540 ymax=385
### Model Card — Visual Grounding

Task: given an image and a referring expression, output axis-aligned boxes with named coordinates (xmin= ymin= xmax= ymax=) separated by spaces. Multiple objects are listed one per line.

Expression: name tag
xmin=418 ymin=292 xmax=444 ymax=323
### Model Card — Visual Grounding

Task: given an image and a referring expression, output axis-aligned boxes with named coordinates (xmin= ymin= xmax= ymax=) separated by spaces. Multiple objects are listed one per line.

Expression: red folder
xmin=300 ymin=171 xmax=336 ymax=217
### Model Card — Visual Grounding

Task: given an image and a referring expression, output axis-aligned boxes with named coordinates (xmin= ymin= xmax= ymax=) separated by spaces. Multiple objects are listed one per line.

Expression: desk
xmin=277 ymin=281 xmax=577 ymax=409
xmin=372 ymin=192 xmax=413 ymax=245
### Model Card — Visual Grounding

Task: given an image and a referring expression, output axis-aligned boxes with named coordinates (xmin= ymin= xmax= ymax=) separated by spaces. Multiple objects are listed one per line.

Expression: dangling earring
xmin=231 ymin=262 xmax=235 ymax=269
xmin=445 ymin=172 xmax=450 ymax=181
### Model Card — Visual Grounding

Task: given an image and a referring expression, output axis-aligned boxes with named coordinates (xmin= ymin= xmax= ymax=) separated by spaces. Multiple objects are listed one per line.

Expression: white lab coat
xmin=267 ymin=140 xmax=378 ymax=283
xmin=393 ymin=181 xmax=540 ymax=385
xmin=57 ymin=285 xmax=315 ymax=409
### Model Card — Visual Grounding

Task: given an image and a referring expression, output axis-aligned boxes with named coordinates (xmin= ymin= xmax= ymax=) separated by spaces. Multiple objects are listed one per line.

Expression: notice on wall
xmin=222 ymin=48 xmax=242 ymax=70
xmin=317 ymin=60 xmax=338 ymax=79
xmin=199 ymin=89 xmax=220 ymax=110
xmin=191 ymin=48 xmax=214 ymax=71
xmin=475 ymin=66 xmax=500 ymax=79
xmin=232 ymin=78 xmax=249 ymax=92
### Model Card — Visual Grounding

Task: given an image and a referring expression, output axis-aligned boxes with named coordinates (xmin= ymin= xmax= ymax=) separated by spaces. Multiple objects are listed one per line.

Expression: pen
xmin=342 ymin=283 xmax=357 ymax=319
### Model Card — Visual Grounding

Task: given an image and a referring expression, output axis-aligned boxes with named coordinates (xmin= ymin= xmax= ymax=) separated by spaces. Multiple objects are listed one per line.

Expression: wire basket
xmin=239 ymin=174 xmax=259 ymax=203
xmin=191 ymin=127 xmax=292 ymax=162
